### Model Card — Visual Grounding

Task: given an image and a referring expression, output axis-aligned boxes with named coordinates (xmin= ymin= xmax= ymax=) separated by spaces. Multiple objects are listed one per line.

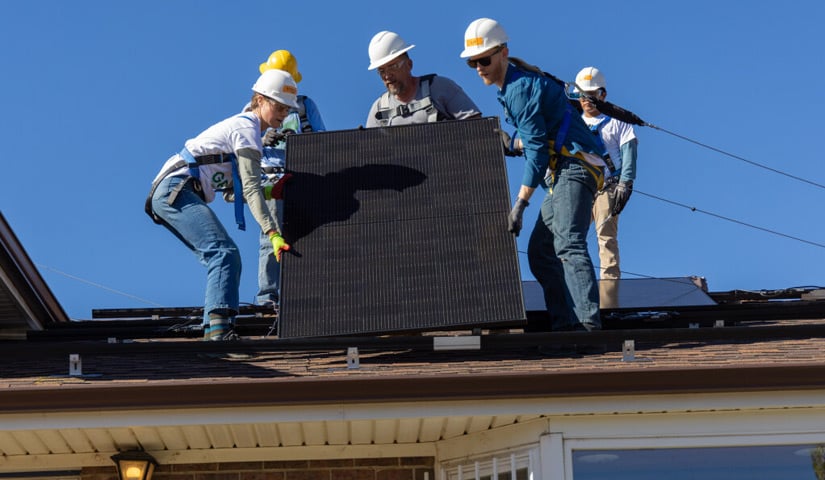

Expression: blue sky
xmin=2 ymin=0 xmax=824 ymax=320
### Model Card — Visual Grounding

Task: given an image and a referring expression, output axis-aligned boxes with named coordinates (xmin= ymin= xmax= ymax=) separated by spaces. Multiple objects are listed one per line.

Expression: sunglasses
xmin=466 ymin=46 xmax=504 ymax=69
xmin=578 ymin=90 xmax=603 ymax=102
xmin=377 ymin=58 xmax=407 ymax=76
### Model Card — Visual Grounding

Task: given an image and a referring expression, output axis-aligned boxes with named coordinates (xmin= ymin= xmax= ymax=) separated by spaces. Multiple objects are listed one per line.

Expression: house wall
xmin=79 ymin=457 xmax=434 ymax=480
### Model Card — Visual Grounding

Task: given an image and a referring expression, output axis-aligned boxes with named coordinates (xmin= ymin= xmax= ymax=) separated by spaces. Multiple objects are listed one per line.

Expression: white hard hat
xmin=575 ymin=67 xmax=607 ymax=92
xmin=252 ymin=69 xmax=299 ymax=109
xmin=368 ymin=31 xmax=415 ymax=70
xmin=460 ymin=18 xmax=508 ymax=58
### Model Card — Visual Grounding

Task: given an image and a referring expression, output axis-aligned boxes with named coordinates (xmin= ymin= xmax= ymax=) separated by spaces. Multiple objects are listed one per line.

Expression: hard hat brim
xmin=368 ymin=44 xmax=415 ymax=70
xmin=460 ymin=43 xmax=502 ymax=59
xmin=265 ymin=93 xmax=299 ymax=109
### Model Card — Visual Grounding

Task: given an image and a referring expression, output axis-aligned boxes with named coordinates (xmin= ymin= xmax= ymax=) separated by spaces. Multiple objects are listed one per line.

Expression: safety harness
xmin=295 ymin=95 xmax=314 ymax=133
xmin=144 ymin=115 xmax=255 ymax=230
xmin=374 ymin=74 xmax=440 ymax=126
xmin=508 ymin=58 xmax=604 ymax=190
xmin=588 ymin=116 xmax=618 ymax=175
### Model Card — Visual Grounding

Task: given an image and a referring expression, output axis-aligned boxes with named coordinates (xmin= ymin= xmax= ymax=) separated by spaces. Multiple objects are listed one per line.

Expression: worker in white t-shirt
xmin=146 ymin=70 xmax=297 ymax=340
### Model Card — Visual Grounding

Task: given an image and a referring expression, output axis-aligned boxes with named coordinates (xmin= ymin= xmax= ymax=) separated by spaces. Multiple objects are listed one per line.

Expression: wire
xmin=635 ymin=190 xmax=825 ymax=249
xmin=35 ymin=263 xmax=165 ymax=307
xmin=647 ymin=124 xmax=825 ymax=191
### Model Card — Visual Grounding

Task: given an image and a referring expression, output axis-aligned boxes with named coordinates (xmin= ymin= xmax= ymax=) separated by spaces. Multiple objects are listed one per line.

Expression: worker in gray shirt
xmin=366 ymin=30 xmax=480 ymax=127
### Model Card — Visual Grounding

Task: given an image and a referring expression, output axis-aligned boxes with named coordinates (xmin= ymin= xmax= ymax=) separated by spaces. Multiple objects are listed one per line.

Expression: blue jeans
xmin=527 ymin=158 xmax=601 ymax=331
xmin=256 ymin=196 xmax=283 ymax=305
xmin=151 ymin=175 xmax=242 ymax=325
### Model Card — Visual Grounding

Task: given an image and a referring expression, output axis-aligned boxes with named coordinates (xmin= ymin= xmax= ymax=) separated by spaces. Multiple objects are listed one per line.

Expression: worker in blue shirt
xmin=460 ymin=18 xmax=606 ymax=332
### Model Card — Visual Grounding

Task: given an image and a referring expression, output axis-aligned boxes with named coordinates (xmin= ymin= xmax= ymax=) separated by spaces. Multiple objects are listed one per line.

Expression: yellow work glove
xmin=269 ymin=232 xmax=291 ymax=262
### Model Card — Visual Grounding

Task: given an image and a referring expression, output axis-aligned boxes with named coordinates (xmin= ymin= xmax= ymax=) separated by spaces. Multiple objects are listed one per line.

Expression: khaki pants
xmin=592 ymin=183 xmax=620 ymax=279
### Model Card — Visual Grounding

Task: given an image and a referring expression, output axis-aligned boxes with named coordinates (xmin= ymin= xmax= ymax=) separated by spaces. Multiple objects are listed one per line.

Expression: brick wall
xmin=81 ymin=457 xmax=435 ymax=480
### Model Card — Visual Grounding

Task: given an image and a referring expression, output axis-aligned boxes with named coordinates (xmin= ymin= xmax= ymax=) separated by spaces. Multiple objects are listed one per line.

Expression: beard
xmin=386 ymin=80 xmax=407 ymax=97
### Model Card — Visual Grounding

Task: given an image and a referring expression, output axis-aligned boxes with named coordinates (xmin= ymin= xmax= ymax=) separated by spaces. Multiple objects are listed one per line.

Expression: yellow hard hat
xmin=258 ymin=50 xmax=302 ymax=83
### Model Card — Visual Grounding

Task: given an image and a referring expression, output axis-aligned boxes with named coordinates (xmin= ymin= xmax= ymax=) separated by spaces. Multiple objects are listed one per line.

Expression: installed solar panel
xmin=279 ymin=117 xmax=525 ymax=338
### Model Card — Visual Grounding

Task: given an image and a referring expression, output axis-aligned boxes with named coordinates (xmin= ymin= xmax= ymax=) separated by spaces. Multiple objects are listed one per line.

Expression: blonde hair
xmin=249 ymin=93 xmax=267 ymax=110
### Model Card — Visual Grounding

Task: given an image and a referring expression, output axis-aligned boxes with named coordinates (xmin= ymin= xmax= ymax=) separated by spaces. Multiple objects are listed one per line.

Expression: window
xmin=572 ymin=444 xmax=825 ymax=480
xmin=442 ymin=448 xmax=539 ymax=480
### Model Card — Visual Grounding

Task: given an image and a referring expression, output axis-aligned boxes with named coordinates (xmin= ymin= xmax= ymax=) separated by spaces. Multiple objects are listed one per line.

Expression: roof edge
xmin=0 ymin=211 xmax=70 ymax=327
xmin=2 ymin=364 xmax=825 ymax=413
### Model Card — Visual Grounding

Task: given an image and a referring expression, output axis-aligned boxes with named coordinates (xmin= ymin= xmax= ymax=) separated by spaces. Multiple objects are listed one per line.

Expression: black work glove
xmin=508 ymin=198 xmax=529 ymax=235
xmin=262 ymin=129 xmax=296 ymax=147
xmin=499 ymin=129 xmax=522 ymax=157
xmin=611 ymin=181 xmax=633 ymax=216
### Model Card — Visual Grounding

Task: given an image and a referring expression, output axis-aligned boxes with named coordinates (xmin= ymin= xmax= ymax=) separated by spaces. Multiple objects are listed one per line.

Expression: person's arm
xmin=436 ymin=76 xmax=482 ymax=120
xmin=508 ymin=80 xmax=552 ymax=196
xmin=235 ymin=147 xmax=279 ymax=234
xmin=619 ymin=137 xmax=638 ymax=183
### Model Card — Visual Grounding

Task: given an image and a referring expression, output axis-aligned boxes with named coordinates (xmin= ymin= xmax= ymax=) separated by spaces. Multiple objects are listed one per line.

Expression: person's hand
xmin=611 ymin=181 xmax=633 ymax=216
xmin=499 ymin=129 xmax=522 ymax=157
xmin=264 ymin=173 xmax=293 ymax=200
xmin=262 ymin=129 xmax=296 ymax=146
xmin=262 ymin=129 xmax=284 ymax=146
xmin=508 ymin=198 xmax=529 ymax=235
xmin=269 ymin=232 xmax=291 ymax=262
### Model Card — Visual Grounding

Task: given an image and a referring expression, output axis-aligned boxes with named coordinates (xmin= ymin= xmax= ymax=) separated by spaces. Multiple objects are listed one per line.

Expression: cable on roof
xmin=635 ymin=189 xmax=825 ymax=249
xmin=646 ymin=124 xmax=825 ymax=191
xmin=574 ymin=93 xmax=825 ymax=191
xmin=36 ymin=263 xmax=165 ymax=307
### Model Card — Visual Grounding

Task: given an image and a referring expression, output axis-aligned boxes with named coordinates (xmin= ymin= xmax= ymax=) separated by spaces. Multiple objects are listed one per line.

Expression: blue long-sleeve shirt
xmin=496 ymin=64 xmax=603 ymax=188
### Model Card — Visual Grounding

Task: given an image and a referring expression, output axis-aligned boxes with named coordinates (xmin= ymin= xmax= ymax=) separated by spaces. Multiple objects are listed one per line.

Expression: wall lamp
xmin=111 ymin=450 xmax=158 ymax=480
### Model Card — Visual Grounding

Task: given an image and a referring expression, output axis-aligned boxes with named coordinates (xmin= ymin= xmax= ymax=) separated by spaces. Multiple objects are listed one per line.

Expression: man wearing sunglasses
xmin=460 ymin=18 xmax=607 ymax=333
xmin=366 ymin=30 xmax=480 ymax=127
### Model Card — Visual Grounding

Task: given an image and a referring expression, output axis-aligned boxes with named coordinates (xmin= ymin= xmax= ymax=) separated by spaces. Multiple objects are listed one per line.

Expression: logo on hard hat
xmin=466 ymin=37 xmax=484 ymax=47
xmin=282 ymin=85 xmax=298 ymax=95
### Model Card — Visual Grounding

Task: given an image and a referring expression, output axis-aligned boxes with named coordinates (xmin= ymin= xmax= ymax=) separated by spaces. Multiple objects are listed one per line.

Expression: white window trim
xmin=439 ymin=446 xmax=540 ymax=480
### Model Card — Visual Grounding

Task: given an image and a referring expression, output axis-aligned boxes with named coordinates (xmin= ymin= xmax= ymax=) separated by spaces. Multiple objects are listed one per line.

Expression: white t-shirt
xmin=154 ymin=113 xmax=263 ymax=203
xmin=582 ymin=113 xmax=636 ymax=177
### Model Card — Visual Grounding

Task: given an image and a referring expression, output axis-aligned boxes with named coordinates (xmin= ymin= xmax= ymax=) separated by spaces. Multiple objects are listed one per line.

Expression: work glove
xmin=269 ymin=232 xmax=291 ymax=262
xmin=262 ymin=128 xmax=296 ymax=147
xmin=264 ymin=173 xmax=293 ymax=200
xmin=508 ymin=198 xmax=529 ymax=236
xmin=499 ymin=129 xmax=522 ymax=157
xmin=611 ymin=181 xmax=633 ymax=216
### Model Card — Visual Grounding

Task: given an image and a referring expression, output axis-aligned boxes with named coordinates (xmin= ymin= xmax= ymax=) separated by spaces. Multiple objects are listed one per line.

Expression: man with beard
xmin=366 ymin=30 xmax=480 ymax=127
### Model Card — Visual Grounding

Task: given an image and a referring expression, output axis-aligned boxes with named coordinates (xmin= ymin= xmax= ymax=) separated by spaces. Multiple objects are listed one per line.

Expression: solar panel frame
xmin=279 ymin=117 xmax=525 ymax=338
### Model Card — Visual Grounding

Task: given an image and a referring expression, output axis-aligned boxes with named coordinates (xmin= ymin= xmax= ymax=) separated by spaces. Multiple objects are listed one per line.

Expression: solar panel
xmin=279 ymin=117 xmax=525 ymax=338
xmin=522 ymin=277 xmax=717 ymax=311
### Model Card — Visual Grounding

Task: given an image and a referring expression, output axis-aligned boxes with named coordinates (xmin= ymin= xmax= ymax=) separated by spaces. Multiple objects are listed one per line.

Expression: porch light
xmin=111 ymin=450 xmax=158 ymax=480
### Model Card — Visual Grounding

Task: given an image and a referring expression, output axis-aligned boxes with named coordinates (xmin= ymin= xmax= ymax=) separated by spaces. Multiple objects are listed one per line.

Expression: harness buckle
xmin=397 ymin=104 xmax=411 ymax=117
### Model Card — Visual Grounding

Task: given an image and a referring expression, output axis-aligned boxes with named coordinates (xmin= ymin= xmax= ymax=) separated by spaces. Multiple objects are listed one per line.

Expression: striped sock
xmin=207 ymin=315 xmax=232 ymax=341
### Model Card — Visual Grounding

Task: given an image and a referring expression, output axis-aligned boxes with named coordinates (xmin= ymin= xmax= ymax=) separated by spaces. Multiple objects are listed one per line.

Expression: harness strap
xmin=553 ymin=103 xmax=573 ymax=155
xmin=296 ymin=95 xmax=313 ymax=133
xmin=374 ymin=75 xmax=439 ymax=126
xmin=179 ymin=147 xmax=246 ymax=231
xmin=589 ymin=117 xmax=617 ymax=174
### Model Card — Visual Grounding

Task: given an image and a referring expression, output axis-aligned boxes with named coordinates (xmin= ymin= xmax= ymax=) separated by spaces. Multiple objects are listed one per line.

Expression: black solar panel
xmin=522 ymin=278 xmax=717 ymax=311
xmin=279 ymin=117 xmax=525 ymax=338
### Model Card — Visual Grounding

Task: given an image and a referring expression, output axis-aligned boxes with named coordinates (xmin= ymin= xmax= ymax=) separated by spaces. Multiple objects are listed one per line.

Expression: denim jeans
xmin=151 ymin=175 xmax=242 ymax=325
xmin=256 ymin=196 xmax=283 ymax=305
xmin=527 ymin=158 xmax=601 ymax=331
